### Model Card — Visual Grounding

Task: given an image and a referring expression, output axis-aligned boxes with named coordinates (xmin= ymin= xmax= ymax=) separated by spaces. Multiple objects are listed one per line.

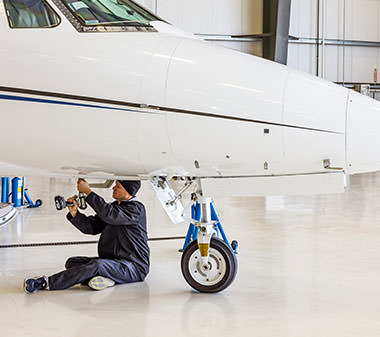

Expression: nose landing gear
xmin=180 ymin=194 xmax=238 ymax=293
xmin=150 ymin=176 xmax=238 ymax=293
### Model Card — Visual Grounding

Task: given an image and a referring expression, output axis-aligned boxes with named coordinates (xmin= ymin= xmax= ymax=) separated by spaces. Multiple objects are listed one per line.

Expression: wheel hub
xmin=188 ymin=248 xmax=226 ymax=286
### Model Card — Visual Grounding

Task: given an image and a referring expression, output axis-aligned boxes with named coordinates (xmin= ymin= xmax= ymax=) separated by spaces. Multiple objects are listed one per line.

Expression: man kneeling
xmin=24 ymin=179 xmax=150 ymax=293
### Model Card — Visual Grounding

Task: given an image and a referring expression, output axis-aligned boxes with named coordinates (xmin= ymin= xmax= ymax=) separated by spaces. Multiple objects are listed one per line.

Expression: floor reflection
xmin=181 ymin=292 xmax=236 ymax=337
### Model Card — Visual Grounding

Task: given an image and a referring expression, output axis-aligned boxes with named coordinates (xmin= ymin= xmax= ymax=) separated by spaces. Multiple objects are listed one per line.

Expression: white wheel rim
xmin=188 ymin=247 xmax=227 ymax=286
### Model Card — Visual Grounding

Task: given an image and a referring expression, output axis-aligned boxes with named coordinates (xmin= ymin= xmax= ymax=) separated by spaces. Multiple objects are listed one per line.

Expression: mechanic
xmin=24 ymin=178 xmax=150 ymax=293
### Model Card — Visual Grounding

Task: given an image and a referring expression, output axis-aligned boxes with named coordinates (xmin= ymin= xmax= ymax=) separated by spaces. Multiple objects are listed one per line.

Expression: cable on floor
xmin=0 ymin=236 xmax=186 ymax=248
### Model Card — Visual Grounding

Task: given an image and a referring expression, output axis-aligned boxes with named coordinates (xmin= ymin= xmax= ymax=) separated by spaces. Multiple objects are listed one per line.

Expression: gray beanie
xmin=118 ymin=180 xmax=141 ymax=196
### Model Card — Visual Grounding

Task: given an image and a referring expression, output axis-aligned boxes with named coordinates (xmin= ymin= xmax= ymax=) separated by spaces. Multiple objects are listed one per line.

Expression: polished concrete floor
xmin=1 ymin=173 xmax=380 ymax=337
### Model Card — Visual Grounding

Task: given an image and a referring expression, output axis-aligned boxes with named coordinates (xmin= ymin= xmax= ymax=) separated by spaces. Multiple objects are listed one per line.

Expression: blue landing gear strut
xmin=179 ymin=195 xmax=238 ymax=293
xmin=180 ymin=200 xmax=238 ymax=254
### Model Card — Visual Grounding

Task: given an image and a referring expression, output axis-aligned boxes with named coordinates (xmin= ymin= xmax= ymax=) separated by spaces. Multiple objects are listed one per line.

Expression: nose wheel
xmin=181 ymin=237 xmax=237 ymax=293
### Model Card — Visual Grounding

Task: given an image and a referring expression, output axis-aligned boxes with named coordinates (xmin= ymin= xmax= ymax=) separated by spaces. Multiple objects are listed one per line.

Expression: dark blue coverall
xmin=48 ymin=192 xmax=150 ymax=290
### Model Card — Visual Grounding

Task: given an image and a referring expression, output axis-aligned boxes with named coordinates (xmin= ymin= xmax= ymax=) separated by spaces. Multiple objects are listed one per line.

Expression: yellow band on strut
xmin=198 ymin=243 xmax=210 ymax=257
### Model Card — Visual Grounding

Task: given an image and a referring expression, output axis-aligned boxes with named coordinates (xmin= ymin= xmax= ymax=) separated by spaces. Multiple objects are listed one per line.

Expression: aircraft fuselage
xmin=0 ymin=0 xmax=379 ymax=187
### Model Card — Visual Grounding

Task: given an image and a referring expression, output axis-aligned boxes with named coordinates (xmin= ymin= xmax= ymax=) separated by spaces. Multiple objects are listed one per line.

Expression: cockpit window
xmin=3 ymin=0 xmax=61 ymax=28
xmin=61 ymin=0 xmax=157 ymax=26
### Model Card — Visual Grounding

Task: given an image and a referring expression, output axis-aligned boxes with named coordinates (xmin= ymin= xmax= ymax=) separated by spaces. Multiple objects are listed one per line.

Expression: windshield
xmin=61 ymin=0 xmax=158 ymax=26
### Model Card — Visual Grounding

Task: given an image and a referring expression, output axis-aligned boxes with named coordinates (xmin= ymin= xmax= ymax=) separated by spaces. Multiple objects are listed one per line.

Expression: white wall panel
xmin=156 ymin=0 xmax=182 ymax=28
xmin=325 ymin=0 xmax=344 ymax=39
xmin=329 ymin=46 xmax=379 ymax=83
xmin=213 ymin=0 xmax=242 ymax=35
xmin=290 ymin=0 xmax=378 ymax=41
xmin=347 ymin=47 xmax=378 ymax=83
xmin=181 ymin=0 xmax=214 ymax=34
xmin=149 ymin=0 xmax=262 ymax=54
xmin=289 ymin=0 xmax=345 ymax=40
xmin=342 ymin=46 xmax=353 ymax=83
xmin=136 ymin=0 xmax=155 ymax=12
xmin=323 ymin=46 xmax=343 ymax=82
xmin=340 ymin=46 xmax=378 ymax=83
xmin=288 ymin=0 xmax=380 ymax=83
xmin=137 ymin=0 xmax=380 ymax=83
xmin=289 ymin=0 xmax=317 ymax=38
xmin=345 ymin=0 xmax=378 ymax=41
xmin=155 ymin=0 xmax=262 ymax=35
xmin=378 ymin=2 xmax=380 ymax=42
xmin=287 ymin=44 xmax=317 ymax=76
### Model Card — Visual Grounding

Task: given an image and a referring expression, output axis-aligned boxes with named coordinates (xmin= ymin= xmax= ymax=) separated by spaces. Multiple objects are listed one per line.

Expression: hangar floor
xmin=1 ymin=173 xmax=380 ymax=337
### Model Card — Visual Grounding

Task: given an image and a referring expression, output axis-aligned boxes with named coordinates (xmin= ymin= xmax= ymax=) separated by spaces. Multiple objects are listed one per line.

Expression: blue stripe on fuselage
xmin=0 ymin=94 xmax=136 ymax=113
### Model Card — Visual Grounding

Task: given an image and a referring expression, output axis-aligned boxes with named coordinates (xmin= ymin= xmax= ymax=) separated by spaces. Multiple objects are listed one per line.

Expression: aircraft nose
xmin=346 ymin=90 xmax=380 ymax=174
xmin=162 ymin=38 xmax=349 ymax=176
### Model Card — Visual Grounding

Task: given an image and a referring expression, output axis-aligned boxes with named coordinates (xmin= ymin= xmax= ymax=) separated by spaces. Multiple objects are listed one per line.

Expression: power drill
xmin=54 ymin=193 xmax=87 ymax=211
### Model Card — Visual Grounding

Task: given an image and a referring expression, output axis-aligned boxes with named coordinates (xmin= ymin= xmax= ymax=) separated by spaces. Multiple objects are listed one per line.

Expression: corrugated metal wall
xmin=289 ymin=0 xmax=380 ymax=83
xmin=139 ymin=0 xmax=262 ymax=34
xmin=137 ymin=0 xmax=380 ymax=84
xmin=137 ymin=0 xmax=263 ymax=55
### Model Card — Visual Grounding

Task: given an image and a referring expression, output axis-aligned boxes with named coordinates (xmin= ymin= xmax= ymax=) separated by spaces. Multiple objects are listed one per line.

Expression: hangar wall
xmin=137 ymin=0 xmax=380 ymax=85
xmin=137 ymin=0 xmax=263 ymax=55
xmin=289 ymin=0 xmax=380 ymax=84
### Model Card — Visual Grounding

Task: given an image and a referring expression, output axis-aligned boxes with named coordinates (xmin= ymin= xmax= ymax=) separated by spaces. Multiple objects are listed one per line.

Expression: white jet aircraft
xmin=1 ymin=0 xmax=379 ymax=293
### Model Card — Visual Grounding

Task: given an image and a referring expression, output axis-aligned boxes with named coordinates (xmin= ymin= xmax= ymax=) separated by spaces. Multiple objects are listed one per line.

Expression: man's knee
xmin=86 ymin=259 xmax=103 ymax=273
xmin=64 ymin=256 xmax=91 ymax=269
xmin=64 ymin=257 xmax=77 ymax=269
xmin=65 ymin=258 xmax=101 ymax=274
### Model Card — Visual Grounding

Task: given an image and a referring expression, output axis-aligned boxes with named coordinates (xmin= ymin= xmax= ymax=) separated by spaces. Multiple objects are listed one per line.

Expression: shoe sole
xmin=88 ymin=276 xmax=115 ymax=291
xmin=24 ymin=276 xmax=48 ymax=294
xmin=24 ymin=278 xmax=37 ymax=294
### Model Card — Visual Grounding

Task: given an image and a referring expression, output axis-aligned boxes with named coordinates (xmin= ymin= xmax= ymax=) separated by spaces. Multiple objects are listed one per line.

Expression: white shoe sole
xmin=88 ymin=276 xmax=115 ymax=291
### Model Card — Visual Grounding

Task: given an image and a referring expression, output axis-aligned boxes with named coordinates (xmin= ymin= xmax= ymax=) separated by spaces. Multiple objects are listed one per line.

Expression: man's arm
xmin=85 ymin=192 xmax=142 ymax=226
xmin=66 ymin=195 xmax=105 ymax=234
xmin=67 ymin=212 xmax=106 ymax=235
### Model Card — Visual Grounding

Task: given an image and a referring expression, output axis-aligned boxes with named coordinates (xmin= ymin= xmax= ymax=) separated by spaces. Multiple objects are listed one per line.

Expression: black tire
xmin=181 ymin=237 xmax=238 ymax=293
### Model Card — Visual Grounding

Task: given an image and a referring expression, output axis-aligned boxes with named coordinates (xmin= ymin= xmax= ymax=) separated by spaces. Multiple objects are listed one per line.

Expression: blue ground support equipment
xmin=11 ymin=177 xmax=23 ymax=207
xmin=1 ymin=177 xmax=9 ymax=203
xmin=9 ymin=177 xmax=42 ymax=208
xmin=181 ymin=200 xmax=238 ymax=254
xmin=24 ymin=188 xmax=42 ymax=208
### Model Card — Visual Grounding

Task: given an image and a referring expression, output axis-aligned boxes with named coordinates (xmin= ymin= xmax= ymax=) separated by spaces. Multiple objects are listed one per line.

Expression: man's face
xmin=112 ymin=181 xmax=131 ymax=201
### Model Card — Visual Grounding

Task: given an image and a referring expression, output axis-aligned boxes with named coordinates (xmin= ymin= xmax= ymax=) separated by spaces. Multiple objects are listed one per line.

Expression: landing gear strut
xmin=150 ymin=176 xmax=238 ymax=293
xmin=181 ymin=194 xmax=238 ymax=293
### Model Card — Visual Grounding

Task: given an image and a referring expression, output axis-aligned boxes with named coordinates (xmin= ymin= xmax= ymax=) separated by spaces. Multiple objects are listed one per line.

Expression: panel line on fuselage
xmin=0 ymin=86 xmax=343 ymax=135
